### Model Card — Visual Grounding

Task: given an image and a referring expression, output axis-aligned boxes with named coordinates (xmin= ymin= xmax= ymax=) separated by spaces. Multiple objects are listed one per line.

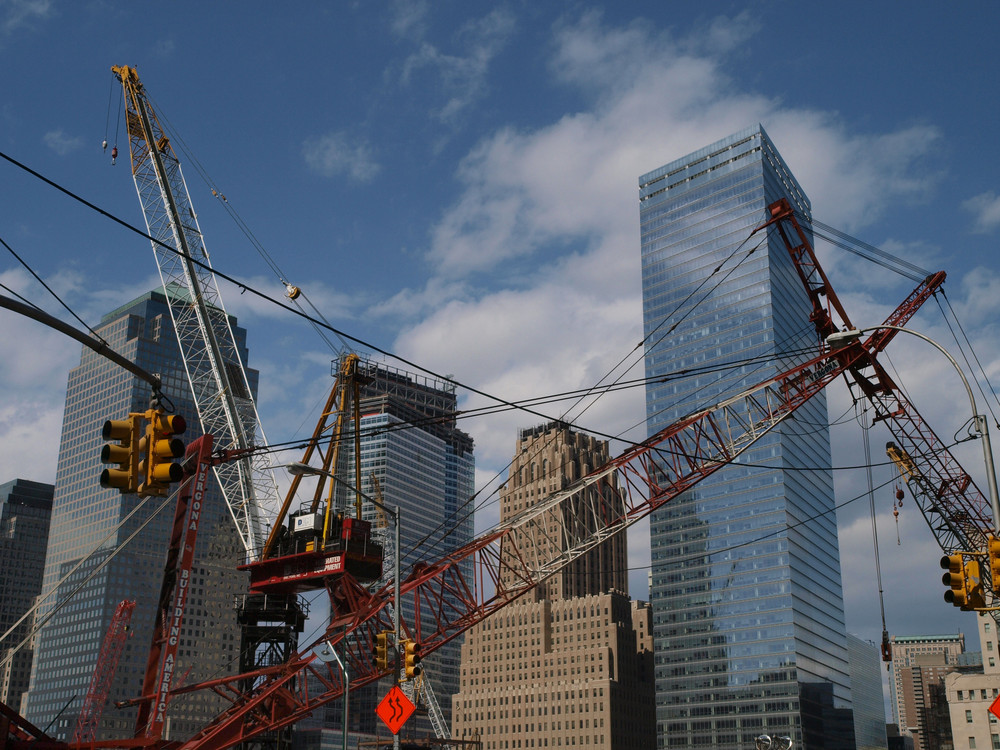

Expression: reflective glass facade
xmin=301 ymin=361 xmax=475 ymax=745
xmin=639 ymin=126 xmax=853 ymax=749
xmin=846 ymin=634 xmax=887 ymax=750
xmin=23 ymin=290 xmax=249 ymax=741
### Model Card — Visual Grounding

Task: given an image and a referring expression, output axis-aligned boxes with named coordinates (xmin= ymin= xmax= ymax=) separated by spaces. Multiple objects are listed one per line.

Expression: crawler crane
xmin=2 ymin=192 xmax=977 ymax=750
xmin=2 ymin=73 xmax=995 ymax=750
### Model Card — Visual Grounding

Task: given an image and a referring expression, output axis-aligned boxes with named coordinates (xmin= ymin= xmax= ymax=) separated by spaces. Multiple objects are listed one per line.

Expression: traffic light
xmin=988 ymin=536 xmax=1000 ymax=594
xmin=966 ymin=559 xmax=986 ymax=610
xmin=100 ymin=415 xmax=142 ymax=493
xmin=403 ymin=639 xmax=422 ymax=680
xmin=140 ymin=410 xmax=187 ymax=497
xmin=941 ymin=553 xmax=985 ymax=610
xmin=375 ymin=631 xmax=390 ymax=671
xmin=942 ymin=553 xmax=969 ymax=608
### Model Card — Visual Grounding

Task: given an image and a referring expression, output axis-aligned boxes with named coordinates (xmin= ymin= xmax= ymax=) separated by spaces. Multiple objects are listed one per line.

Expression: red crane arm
xmin=72 ymin=601 xmax=137 ymax=744
xmin=762 ymin=204 xmax=991 ymax=554
xmin=159 ymin=270 xmax=946 ymax=750
xmin=0 ymin=201 xmax=954 ymax=750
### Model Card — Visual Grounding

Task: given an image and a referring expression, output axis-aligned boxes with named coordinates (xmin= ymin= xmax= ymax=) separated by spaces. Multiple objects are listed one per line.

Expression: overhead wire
xmin=936 ymin=290 xmax=1000 ymax=427
xmin=409 ymin=218 xmax=778 ymax=562
xmin=89 ymin=96 xmax=896 ymax=572
xmin=0 ymin=232 xmax=109 ymax=346
xmin=858 ymin=402 xmax=889 ymax=643
xmin=3 ymin=140 xmax=984 ymax=618
xmin=799 ymin=214 xmax=932 ymax=283
xmin=147 ymin=93 xmax=351 ymax=357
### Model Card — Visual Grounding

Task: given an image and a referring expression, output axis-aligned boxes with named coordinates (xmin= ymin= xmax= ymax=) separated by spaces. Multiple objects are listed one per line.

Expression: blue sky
xmin=2 ymin=0 xmax=1000 ymax=701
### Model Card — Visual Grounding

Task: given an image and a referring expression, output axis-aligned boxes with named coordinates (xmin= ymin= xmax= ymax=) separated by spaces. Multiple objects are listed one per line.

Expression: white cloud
xmin=398 ymin=7 xmax=515 ymax=125
xmin=424 ymin=14 xmax=942 ymax=284
xmin=963 ymin=191 xmax=1000 ymax=234
xmin=1 ymin=0 xmax=52 ymax=34
xmin=384 ymin=11 xmax=972 ymax=629
xmin=42 ymin=128 xmax=83 ymax=156
xmin=301 ymin=131 xmax=380 ymax=182
xmin=388 ymin=0 xmax=429 ymax=41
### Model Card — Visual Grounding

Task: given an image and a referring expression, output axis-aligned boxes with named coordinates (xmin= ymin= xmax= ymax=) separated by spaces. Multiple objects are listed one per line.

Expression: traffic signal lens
xmin=102 ymin=419 xmax=132 ymax=441
xmin=150 ymin=461 xmax=184 ymax=483
xmin=100 ymin=468 xmax=131 ymax=489
xmin=101 ymin=443 xmax=131 ymax=464
xmin=153 ymin=413 xmax=186 ymax=436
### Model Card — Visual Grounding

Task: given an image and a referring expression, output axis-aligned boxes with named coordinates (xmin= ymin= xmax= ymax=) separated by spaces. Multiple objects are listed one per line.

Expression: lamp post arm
xmin=833 ymin=325 xmax=1000 ymax=532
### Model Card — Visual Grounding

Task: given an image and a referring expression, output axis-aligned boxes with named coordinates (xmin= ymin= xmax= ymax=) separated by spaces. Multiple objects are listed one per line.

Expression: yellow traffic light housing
xmin=375 ymin=631 xmax=391 ymax=671
xmin=988 ymin=536 xmax=1000 ymax=595
xmin=140 ymin=410 xmax=187 ymax=497
xmin=942 ymin=553 xmax=969 ymax=608
xmin=941 ymin=553 xmax=985 ymax=611
xmin=100 ymin=415 xmax=142 ymax=493
xmin=403 ymin=639 xmax=422 ymax=680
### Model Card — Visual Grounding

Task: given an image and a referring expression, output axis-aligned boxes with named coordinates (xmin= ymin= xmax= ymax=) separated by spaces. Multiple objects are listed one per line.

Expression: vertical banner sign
xmin=135 ymin=434 xmax=214 ymax=739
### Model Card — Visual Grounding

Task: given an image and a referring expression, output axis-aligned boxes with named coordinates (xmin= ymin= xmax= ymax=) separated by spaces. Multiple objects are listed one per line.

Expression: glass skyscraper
xmin=23 ymin=289 xmax=249 ymax=742
xmin=354 ymin=361 xmax=475 ymax=730
xmin=638 ymin=125 xmax=853 ymax=749
xmin=297 ymin=360 xmax=475 ymax=746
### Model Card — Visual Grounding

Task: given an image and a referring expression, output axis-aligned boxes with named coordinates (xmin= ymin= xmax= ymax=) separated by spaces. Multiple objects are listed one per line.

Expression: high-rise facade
xmin=356 ymin=361 xmax=475 ymax=730
xmin=23 ymin=290 xmax=249 ymax=741
xmin=846 ymin=634 xmax=888 ymax=750
xmin=452 ymin=423 xmax=655 ymax=750
xmin=639 ymin=125 xmax=853 ymax=749
xmin=889 ymin=633 xmax=966 ymax=743
xmin=0 ymin=478 xmax=53 ymax=710
xmin=944 ymin=617 xmax=1000 ymax=750
xmin=297 ymin=360 xmax=476 ymax=747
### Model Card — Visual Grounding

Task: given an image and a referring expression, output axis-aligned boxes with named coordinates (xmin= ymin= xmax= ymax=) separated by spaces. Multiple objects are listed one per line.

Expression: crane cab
xmin=240 ymin=507 xmax=383 ymax=594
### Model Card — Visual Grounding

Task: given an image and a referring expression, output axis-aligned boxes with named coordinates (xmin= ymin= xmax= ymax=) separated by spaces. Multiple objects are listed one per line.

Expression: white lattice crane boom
xmin=112 ymin=65 xmax=279 ymax=557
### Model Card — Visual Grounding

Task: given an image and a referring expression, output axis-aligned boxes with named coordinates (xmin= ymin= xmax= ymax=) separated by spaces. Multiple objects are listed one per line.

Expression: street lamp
xmin=826 ymin=326 xmax=1000 ymax=530
xmin=284 ymin=461 xmax=403 ymax=721
xmin=316 ymin=640 xmax=349 ymax=750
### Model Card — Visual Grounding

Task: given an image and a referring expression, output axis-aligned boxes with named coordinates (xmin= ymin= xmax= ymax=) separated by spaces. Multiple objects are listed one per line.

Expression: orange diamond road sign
xmin=990 ymin=694 xmax=1000 ymax=721
xmin=377 ymin=685 xmax=415 ymax=734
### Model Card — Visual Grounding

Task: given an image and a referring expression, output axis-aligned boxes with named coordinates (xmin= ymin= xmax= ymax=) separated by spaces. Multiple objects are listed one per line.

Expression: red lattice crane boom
xmin=0 ymin=197 xmax=981 ymax=750
xmin=71 ymin=600 xmax=136 ymax=744
xmin=764 ymin=200 xmax=994 ymax=579
xmin=157 ymin=214 xmax=947 ymax=750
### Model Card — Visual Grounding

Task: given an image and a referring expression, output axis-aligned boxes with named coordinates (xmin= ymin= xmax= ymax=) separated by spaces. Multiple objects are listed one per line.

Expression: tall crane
xmin=0 ymin=178 xmax=988 ymax=750
xmin=111 ymin=65 xmax=280 ymax=558
xmin=111 ymin=64 xmax=298 ymax=750
xmin=765 ymin=200 xmax=995 ymax=583
xmin=71 ymin=600 xmax=135 ymax=744
xmin=139 ymin=217 xmax=949 ymax=750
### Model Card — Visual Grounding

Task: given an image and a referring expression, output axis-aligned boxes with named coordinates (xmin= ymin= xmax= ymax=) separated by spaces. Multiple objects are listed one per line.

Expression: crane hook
xmin=111 ymin=145 xmax=118 ymax=165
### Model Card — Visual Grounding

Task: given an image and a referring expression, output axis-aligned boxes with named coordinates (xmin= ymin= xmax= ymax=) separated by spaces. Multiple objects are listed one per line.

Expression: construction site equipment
xmin=71 ymin=600 xmax=135 ymax=744
xmin=2 ymin=84 xmax=996 ymax=750
xmin=111 ymin=64 xmax=279 ymax=558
